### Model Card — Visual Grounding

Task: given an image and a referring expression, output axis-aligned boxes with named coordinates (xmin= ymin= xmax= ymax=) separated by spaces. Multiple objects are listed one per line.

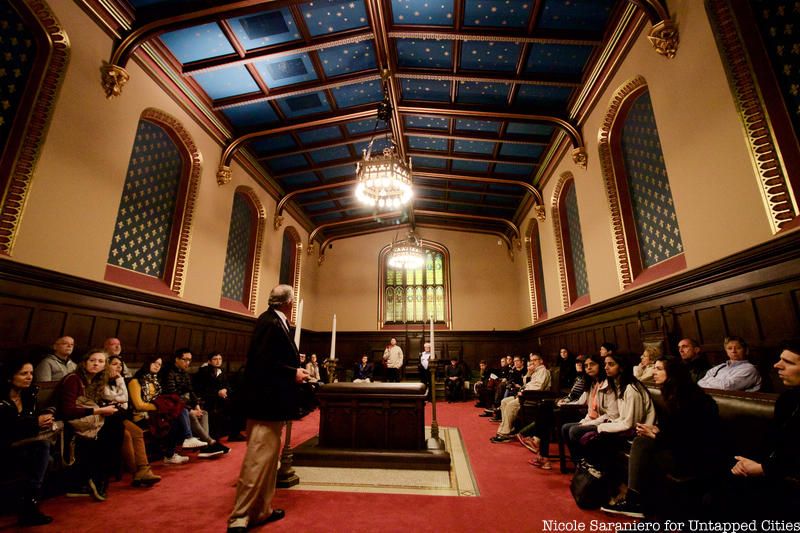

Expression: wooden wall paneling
xmin=190 ymin=329 xmax=205 ymax=355
xmin=721 ymin=300 xmax=760 ymax=342
xmin=674 ymin=310 xmax=699 ymax=342
xmin=626 ymin=322 xmax=640 ymax=352
xmin=613 ymin=324 xmax=627 ymax=352
xmin=138 ymin=323 xmax=158 ymax=357
xmin=0 ymin=304 xmax=32 ymax=347
xmin=28 ymin=309 xmax=67 ymax=346
xmin=118 ymin=320 xmax=142 ymax=355
xmin=204 ymin=330 xmax=219 ymax=354
xmin=65 ymin=313 xmax=95 ymax=349
xmin=751 ymin=293 xmax=798 ymax=341
xmin=91 ymin=316 xmax=120 ymax=347
xmin=696 ymin=307 xmax=725 ymax=345
xmin=157 ymin=325 xmax=176 ymax=355
xmin=174 ymin=327 xmax=191 ymax=351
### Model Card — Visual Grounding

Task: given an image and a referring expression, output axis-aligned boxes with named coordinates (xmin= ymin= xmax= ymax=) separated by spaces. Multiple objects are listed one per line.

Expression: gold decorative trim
xmin=598 ymin=75 xmax=648 ymax=290
xmin=648 ymin=20 xmax=679 ymax=59
xmin=0 ymin=0 xmax=70 ymax=256
xmin=524 ymin=219 xmax=541 ymax=324
xmin=140 ymin=108 xmax=202 ymax=297
xmin=216 ymin=165 xmax=232 ymax=185
xmin=387 ymin=30 xmax=601 ymax=46
xmin=100 ymin=62 xmax=129 ymax=98
xmin=235 ymin=186 xmax=266 ymax=314
xmin=396 ymin=72 xmax=580 ymax=88
xmin=706 ymin=0 xmax=799 ymax=233
xmin=283 ymin=226 xmax=302 ymax=324
xmin=550 ymin=172 xmax=573 ymax=311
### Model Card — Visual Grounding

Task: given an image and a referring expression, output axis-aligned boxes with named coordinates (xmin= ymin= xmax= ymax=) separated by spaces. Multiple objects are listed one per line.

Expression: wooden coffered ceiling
xmin=90 ymin=0 xmax=677 ymax=256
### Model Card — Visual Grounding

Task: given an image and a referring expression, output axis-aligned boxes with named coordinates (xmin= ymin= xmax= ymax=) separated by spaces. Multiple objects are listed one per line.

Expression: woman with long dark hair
xmin=560 ymin=353 xmax=615 ymax=466
xmin=602 ymin=356 xmax=721 ymax=518
xmin=59 ymin=349 xmax=124 ymax=501
xmin=0 ymin=356 xmax=56 ymax=526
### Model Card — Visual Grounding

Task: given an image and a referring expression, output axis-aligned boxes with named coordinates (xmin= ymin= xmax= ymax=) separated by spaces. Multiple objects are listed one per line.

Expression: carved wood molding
xmin=282 ymin=225 xmax=303 ymax=324
xmin=524 ymin=218 xmax=541 ymax=324
xmin=235 ymin=186 xmax=266 ymax=315
xmin=598 ymin=75 xmax=648 ymax=290
xmin=140 ymin=108 xmax=202 ymax=297
xmin=706 ymin=0 xmax=799 ymax=233
xmin=0 ymin=0 xmax=70 ymax=256
xmin=551 ymin=172 xmax=573 ymax=311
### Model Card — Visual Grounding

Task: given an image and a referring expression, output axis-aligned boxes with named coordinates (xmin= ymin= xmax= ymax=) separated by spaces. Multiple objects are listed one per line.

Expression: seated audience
xmin=558 ymin=347 xmax=576 ymax=390
xmin=445 ymin=357 xmax=465 ymax=402
xmin=720 ymin=340 xmax=800 ymax=519
xmin=480 ymin=356 xmax=510 ymax=416
xmin=633 ymin=346 xmax=659 ymax=384
xmin=585 ymin=352 xmax=656 ymax=471
xmin=485 ymin=355 xmax=525 ymax=419
xmin=193 ymin=352 xmax=245 ymax=442
xmin=557 ymin=355 xmax=588 ymax=406
xmin=0 ymin=356 xmax=56 ymax=526
xmin=306 ymin=354 xmax=322 ymax=384
xmin=697 ymin=336 xmax=761 ymax=392
xmin=129 ymin=356 xmax=199 ymax=465
xmin=163 ymin=348 xmax=229 ymax=458
xmin=602 ymin=356 xmax=723 ymax=519
xmin=677 ymin=338 xmax=710 ymax=384
xmin=490 ymin=354 xmax=550 ymax=443
xmin=34 ymin=336 xmax=76 ymax=382
xmin=561 ymin=350 xmax=616 ymax=465
xmin=59 ymin=349 xmax=124 ymax=501
xmin=102 ymin=337 xmax=131 ymax=378
xmin=473 ymin=360 xmax=492 ymax=407
xmin=298 ymin=353 xmax=307 ymax=367
xmin=353 ymin=354 xmax=374 ymax=383
xmin=102 ymin=355 xmax=160 ymax=486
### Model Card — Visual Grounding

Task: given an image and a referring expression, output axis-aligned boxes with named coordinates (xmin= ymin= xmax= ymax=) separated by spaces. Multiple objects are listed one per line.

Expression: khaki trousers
xmin=228 ymin=420 xmax=284 ymax=528
xmin=498 ymin=395 xmax=521 ymax=436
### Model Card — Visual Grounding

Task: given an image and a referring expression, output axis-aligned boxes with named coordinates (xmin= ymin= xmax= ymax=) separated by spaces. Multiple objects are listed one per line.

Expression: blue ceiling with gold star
xmin=122 ymin=0 xmax=620 ymax=240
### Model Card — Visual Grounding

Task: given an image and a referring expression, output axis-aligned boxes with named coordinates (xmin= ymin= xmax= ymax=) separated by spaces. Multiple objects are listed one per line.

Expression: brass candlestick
xmin=426 ymin=363 xmax=445 ymax=451
xmin=276 ymin=421 xmax=299 ymax=487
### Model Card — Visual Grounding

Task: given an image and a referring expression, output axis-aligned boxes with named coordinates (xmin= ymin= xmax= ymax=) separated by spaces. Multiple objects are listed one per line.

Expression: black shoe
xmin=490 ymin=435 xmax=513 ymax=443
xmin=18 ymin=498 xmax=53 ymax=527
xmin=198 ymin=444 xmax=225 ymax=458
xmin=227 ymin=433 xmax=247 ymax=442
xmin=226 ymin=527 xmax=246 ymax=533
xmin=478 ymin=412 xmax=494 ymax=417
xmin=216 ymin=442 xmax=231 ymax=454
xmin=65 ymin=485 xmax=90 ymax=498
xmin=601 ymin=499 xmax=644 ymax=518
xmin=253 ymin=509 xmax=285 ymax=526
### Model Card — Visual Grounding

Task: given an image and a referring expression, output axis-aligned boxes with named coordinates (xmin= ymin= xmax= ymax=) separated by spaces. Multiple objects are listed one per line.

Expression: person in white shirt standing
xmin=383 ymin=338 xmax=404 ymax=382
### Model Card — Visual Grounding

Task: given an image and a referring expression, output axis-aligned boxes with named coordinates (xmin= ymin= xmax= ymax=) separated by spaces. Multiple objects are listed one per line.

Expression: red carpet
xmin=2 ymin=402 xmax=614 ymax=532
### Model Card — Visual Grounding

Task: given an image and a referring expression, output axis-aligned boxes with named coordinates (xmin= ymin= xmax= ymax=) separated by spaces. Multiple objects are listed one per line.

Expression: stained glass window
xmin=383 ymin=248 xmax=447 ymax=323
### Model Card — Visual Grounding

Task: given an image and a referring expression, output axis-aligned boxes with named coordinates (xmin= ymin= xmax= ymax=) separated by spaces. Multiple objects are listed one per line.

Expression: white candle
xmin=294 ymin=299 xmax=303 ymax=348
xmin=430 ymin=315 xmax=435 ymax=360
xmin=330 ymin=314 xmax=337 ymax=361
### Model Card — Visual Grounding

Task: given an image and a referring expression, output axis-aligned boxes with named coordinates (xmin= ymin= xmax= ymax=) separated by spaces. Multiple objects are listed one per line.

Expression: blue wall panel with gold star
xmin=0 ymin=2 xmax=36 ymax=152
xmin=621 ymin=90 xmax=683 ymax=268
xmin=565 ymin=184 xmax=589 ymax=297
xmin=222 ymin=193 xmax=255 ymax=302
xmin=108 ymin=120 xmax=183 ymax=278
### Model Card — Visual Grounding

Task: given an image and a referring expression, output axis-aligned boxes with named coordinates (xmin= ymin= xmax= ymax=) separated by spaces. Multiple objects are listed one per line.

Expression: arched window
xmin=220 ymin=187 xmax=266 ymax=314
xmin=525 ymin=219 xmax=547 ymax=323
xmin=105 ymin=109 xmax=201 ymax=296
xmin=279 ymin=226 xmax=302 ymax=323
xmin=0 ymin=0 xmax=68 ymax=255
xmin=599 ymin=77 xmax=685 ymax=289
xmin=379 ymin=241 xmax=450 ymax=329
xmin=552 ymin=172 xmax=589 ymax=310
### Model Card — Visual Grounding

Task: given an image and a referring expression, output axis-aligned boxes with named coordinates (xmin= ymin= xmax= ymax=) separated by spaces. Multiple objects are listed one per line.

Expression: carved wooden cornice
xmin=550 ymin=172 xmax=574 ymax=311
xmin=628 ymin=0 xmax=679 ymax=58
xmin=140 ymin=108 xmax=202 ymax=297
xmin=524 ymin=219 xmax=541 ymax=324
xmin=598 ymin=75 xmax=648 ymax=290
xmin=706 ymin=0 xmax=799 ymax=233
xmin=234 ymin=186 xmax=266 ymax=314
xmin=0 ymin=0 xmax=70 ymax=256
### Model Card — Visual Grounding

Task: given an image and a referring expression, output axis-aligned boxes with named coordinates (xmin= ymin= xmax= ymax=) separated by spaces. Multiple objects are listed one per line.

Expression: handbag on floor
xmin=570 ymin=460 xmax=610 ymax=509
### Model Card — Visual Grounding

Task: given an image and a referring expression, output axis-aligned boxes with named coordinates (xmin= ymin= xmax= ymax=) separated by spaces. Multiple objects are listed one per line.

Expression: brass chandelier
xmin=354 ymin=85 xmax=412 ymax=209
xmin=387 ymin=231 xmax=425 ymax=270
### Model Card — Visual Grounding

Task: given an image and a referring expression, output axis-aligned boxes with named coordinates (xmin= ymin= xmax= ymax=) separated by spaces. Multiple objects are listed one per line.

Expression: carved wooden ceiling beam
xmin=414 ymin=209 xmax=521 ymax=250
xmin=395 ymin=71 xmax=581 ymax=88
xmin=386 ymin=29 xmax=603 ymax=46
xmin=275 ymin=180 xmax=358 ymax=229
xmin=216 ymin=109 xmax=376 ymax=185
xmin=398 ymin=104 xmax=587 ymax=169
xmin=307 ymin=211 xmax=403 ymax=254
xmin=101 ymin=0 xmax=313 ymax=98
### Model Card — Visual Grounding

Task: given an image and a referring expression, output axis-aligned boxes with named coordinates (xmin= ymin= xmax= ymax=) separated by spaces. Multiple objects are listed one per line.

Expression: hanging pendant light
xmin=387 ymin=231 xmax=425 ymax=270
xmin=355 ymin=83 xmax=413 ymax=209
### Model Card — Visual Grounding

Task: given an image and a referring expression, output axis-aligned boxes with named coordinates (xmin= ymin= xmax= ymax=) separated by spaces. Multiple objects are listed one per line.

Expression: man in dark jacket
xmin=193 ymin=352 xmax=245 ymax=441
xmin=227 ymin=285 xmax=310 ymax=533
